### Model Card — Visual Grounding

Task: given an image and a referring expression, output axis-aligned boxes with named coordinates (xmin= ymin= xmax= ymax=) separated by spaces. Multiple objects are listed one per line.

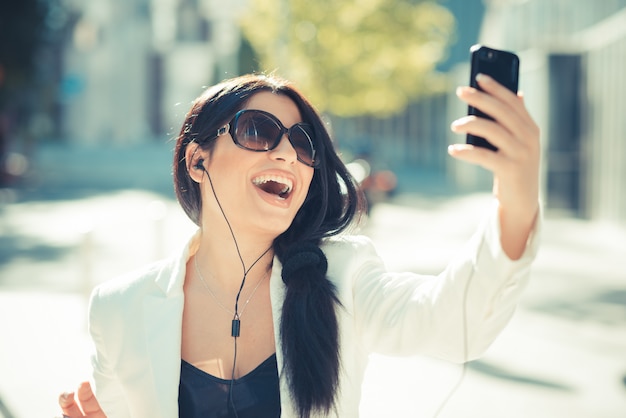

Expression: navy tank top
xmin=178 ymin=354 xmax=281 ymax=418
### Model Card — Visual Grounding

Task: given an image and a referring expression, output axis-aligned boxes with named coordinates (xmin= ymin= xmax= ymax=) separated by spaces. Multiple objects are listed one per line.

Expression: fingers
xmin=458 ymin=74 xmax=539 ymax=146
xmin=59 ymin=391 xmax=84 ymax=418
xmin=449 ymin=74 xmax=541 ymax=218
xmin=450 ymin=74 xmax=540 ymax=166
xmin=451 ymin=115 xmax=517 ymax=157
xmin=76 ymin=382 xmax=106 ymax=417
xmin=473 ymin=73 xmax=520 ymax=108
xmin=447 ymin=143 xmax=500 ymax=171
xmin=58 ymin=382 xmax=106 ymax=418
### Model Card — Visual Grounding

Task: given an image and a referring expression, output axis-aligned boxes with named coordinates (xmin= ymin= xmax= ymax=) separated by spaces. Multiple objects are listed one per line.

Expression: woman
xmin=59 ymin=72 xmax=540 ymax=418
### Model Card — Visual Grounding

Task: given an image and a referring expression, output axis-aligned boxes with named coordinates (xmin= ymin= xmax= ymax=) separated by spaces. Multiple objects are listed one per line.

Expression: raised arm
xmin=449 ymin=73 xmax=540 ymax=260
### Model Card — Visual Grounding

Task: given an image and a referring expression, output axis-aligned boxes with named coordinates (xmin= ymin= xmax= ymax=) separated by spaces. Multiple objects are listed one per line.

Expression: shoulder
xmin=89 ymin=257 xmax=176 ymax=317
xmin=320 ymin=234 xmax=385 ymax=278
xmin=320 ymin=234 xmax=375 ymax=254
xmin=93 ymin=259 xmax=169 ymax=298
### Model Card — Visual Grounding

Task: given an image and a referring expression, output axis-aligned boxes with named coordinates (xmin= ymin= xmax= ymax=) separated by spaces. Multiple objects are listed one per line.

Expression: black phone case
xmin=467 ymin=45 xmax=519 ymax=151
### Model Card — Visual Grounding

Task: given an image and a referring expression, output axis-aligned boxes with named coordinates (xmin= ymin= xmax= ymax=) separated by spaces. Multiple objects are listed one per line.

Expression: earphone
xmin=194 ymin=159 xmax=205 ymax=170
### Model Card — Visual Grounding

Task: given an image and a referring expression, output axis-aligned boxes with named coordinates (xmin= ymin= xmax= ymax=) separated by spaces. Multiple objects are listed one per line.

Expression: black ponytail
xmin=278 ymin=242 xmax=341 ymax=417
xmin=272 ymin=91 xmax=364 ymax=416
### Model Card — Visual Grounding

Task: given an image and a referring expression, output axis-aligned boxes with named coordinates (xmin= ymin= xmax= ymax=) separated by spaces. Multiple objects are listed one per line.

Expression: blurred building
xmin=60 ymin=0 xmax=243 ymax=144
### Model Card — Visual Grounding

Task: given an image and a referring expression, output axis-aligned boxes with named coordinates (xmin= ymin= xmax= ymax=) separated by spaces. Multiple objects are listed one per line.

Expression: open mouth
xmin=252 ymin=175 xmax=293 ymax=200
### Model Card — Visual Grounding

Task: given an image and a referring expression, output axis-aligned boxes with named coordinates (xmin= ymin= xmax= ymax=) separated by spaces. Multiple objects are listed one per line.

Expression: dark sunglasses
xmin=212 ymin=109 xmax=320 ymax=167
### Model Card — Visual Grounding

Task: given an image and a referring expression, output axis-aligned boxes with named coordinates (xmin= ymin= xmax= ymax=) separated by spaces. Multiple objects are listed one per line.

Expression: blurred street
xmin=1 ymin=144 xmax=625 ymax=417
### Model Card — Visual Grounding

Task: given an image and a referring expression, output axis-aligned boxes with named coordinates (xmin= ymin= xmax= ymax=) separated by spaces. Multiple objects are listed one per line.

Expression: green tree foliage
xmin=239 ymin=0 xmax=455 ymax=116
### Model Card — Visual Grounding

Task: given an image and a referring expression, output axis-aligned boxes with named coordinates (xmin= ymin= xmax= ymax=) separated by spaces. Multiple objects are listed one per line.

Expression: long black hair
xmin=173 ymin=74 xmax=365 ymax=417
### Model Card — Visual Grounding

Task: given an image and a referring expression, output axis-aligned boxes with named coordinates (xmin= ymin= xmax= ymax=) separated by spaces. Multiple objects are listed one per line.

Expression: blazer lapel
xmin=142 ymin=293 xmax=185 ymax=417
xmin=139 ymin=235 xmax=192 ymax=417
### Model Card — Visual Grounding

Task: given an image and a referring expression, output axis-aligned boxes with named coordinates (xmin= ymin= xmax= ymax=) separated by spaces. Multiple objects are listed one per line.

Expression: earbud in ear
xmin=194 ymin=159 xmax=205 ymax=170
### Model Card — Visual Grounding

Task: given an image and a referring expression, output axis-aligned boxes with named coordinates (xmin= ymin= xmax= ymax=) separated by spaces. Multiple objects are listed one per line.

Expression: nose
xmin=269 ymin=133 xmax=298 ymax=164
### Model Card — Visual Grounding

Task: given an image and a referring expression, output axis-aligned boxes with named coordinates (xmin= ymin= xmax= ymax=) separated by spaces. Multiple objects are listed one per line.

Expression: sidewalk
xmin=1 ymin=189 xmax=625 ymax=417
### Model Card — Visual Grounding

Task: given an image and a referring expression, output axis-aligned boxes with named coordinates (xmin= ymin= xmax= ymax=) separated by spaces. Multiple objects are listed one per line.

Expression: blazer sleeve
xmin=352 ymin=201 xmax=541 ymax=362
xmin=88 ymin=285 xmax=133 ymax=418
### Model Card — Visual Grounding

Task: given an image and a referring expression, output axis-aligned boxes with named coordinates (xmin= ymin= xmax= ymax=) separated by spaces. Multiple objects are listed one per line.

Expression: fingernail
xmin=476 ymin=73 xmax=491 ymax=83
xmin=59 ymin=392 xmax=71 ymax=405
xmin=456 ymin=86 xmax=472 ymax=97
xmin=450 ymin=116 xmax=469 ymax=130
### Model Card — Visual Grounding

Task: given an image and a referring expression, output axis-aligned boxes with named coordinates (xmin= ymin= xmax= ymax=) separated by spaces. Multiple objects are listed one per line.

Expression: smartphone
xmin=466 ymin=44 xmax=519 ymax=151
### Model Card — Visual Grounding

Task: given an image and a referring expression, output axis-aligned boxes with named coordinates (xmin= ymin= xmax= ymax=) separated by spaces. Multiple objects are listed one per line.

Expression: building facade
xmin=60 ymin=0 xmax=243 ymax=144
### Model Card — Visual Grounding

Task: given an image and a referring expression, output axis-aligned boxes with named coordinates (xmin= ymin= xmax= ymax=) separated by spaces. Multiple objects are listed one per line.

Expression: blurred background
xmin=0 ymin=0 xmax=625 ymax=417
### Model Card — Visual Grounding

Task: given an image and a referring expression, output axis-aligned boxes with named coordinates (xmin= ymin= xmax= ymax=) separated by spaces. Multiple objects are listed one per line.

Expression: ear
xmin=185 ymin=143 xmax=208 ymax=183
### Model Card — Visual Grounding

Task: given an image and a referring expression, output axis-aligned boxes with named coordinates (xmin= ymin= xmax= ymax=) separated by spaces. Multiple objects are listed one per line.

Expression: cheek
xmin=297 ymin=171 xmax=315 ymax=206
xmin=203 ymin=157 xmax=242 ymax=198
xmin=304 ymin=165 xmax=315 ymax=184
xmin=301 ymin=170 xmax=314 ymax=193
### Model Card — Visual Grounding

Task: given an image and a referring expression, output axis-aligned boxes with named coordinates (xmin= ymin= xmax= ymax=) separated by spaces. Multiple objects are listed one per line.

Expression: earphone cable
xmin=431 ymin=272 xmax=472 ymax=417
xmin=432 ymin=235 xmax=484 ymax=418
xmin=202 ymin=165 xmax=272 ymax=418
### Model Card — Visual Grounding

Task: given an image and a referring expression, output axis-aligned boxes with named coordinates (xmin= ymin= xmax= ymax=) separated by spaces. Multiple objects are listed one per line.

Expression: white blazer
xmin=88 ymin=203 xmax=540 ymax=417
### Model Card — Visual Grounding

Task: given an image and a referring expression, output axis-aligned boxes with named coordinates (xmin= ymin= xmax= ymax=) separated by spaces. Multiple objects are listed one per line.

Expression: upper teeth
xmin=252 ymin=175 xmax=293 ymax=194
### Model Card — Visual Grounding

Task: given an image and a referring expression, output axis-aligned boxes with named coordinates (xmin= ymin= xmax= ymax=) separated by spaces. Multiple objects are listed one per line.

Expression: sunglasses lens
xmin=233 ymin=110 xmax=318 ymax=167
xmin=235 ymin=112 xmax=280 ymax=151
xmin=290 ymin=125 xmax=316 ymax=166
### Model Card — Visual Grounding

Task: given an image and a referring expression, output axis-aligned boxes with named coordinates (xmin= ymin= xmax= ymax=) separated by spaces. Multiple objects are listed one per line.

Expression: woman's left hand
xmin=58 ymin=381 xmax=107 ymax=418
xmin=449 ymin=73 xmax=540 ymax=259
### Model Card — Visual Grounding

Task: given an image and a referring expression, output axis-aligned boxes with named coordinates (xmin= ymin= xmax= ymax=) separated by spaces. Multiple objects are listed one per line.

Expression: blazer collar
xmin=153 ymin=229 xmax=201 ymax=296
xmin=140 ymin=231 xmax=199 ymax=416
